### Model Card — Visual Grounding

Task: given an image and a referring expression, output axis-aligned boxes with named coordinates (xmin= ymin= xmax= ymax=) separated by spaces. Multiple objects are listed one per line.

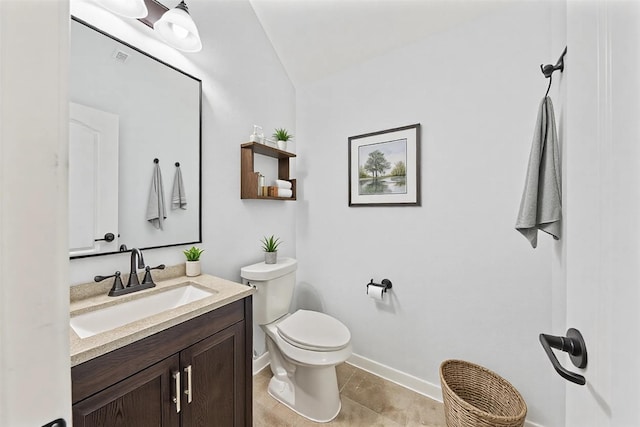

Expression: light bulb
xmin=153 ymin=1 xmax=202 ymax=52
xmin=171 ymin=23 xmax=189 ymax=39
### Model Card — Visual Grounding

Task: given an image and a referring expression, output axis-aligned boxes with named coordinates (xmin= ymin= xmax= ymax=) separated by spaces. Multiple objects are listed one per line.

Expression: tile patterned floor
xmin=253 ymin=363 xmax=446 ymax=426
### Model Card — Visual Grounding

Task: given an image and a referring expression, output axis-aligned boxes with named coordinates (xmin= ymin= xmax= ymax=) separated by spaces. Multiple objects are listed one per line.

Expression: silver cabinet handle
xmin=184 ymin=365 xmax=193 ymax=403
xmin=172 ymin=371 xmax=181 ymax=413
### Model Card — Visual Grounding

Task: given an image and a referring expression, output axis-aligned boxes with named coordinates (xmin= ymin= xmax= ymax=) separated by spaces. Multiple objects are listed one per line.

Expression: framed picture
xmin=348 ymin=123 xmax=421 ymax=207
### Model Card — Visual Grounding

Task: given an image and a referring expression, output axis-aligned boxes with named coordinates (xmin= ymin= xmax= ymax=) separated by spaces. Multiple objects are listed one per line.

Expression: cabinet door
xmin=180 ymin=322 xmax=246 ymax=427
xmin=72 ymin=355 xmax=180 ymax=427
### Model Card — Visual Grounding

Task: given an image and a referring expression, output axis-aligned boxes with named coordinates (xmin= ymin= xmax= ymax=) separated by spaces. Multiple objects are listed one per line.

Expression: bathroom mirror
xmin=69 ymin=17 xmax=201 ymax=258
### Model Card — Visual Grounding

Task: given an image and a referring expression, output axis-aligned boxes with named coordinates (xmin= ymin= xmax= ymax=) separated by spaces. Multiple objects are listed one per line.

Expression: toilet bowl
xmin=263 ymin=310 xmax=352 ymax=422
xmin=241 ymin=258 xmax=352 ymax=422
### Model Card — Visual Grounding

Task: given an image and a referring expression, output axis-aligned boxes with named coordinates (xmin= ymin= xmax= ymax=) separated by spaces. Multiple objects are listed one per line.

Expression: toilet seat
xmin=263 ymin=310 xmax=352 ymax=367
xmin=277 ymin=310 xmax=351 ymax=352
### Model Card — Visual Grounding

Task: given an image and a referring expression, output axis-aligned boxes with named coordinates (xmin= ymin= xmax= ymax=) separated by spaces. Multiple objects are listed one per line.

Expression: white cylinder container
xmin=185 ymin=260 xmax=201 ymax=277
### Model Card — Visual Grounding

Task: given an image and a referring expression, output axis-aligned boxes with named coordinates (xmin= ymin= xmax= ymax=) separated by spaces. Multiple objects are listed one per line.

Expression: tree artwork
xmin=363 ymin=150 xmax=391 ymax=179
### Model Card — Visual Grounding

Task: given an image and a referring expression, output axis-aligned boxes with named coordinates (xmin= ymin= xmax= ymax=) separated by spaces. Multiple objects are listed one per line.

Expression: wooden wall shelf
xmin=241 ymin=142 xmax=296 ymax=200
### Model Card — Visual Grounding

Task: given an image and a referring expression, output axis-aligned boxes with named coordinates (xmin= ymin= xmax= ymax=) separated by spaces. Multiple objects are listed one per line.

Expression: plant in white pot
xmin=183 ymin=246 xmax=204 ymax=276
xmin=273 ymin=128 xmax=293 ymax=151
xmin=261 ymin=235 xmax=281 ymax=264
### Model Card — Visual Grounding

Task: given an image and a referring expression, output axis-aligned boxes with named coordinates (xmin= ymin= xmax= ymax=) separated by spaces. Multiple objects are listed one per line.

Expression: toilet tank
xmin=240 ymin=257 xmax=298 ymax=325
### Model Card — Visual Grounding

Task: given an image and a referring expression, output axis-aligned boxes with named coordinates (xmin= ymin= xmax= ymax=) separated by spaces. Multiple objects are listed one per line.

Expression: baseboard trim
xmin=252 ymin=351 xmax=271 ymax=375
xmin=347 ymin=353 xmax=545 ymax=427
xmin=252 ymin=351 xmax=544 ymax=427
xmin=347 ymin=353 xmax=442 ymax=401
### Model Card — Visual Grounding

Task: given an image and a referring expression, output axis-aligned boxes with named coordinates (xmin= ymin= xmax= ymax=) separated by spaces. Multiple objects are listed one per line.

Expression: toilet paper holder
xmin=366 ymin=278 xmax=392 ymax=294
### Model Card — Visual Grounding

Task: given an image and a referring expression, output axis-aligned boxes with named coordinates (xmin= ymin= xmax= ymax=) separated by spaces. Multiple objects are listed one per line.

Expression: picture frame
xmin=348 ymin=123 xmax=421 ymax=207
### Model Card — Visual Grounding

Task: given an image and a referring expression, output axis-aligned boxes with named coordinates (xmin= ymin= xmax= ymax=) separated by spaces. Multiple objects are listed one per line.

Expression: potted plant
xmin=261 ymin=235 xmax=281 ymax=264
xmin=183 ymin=246 xmax=204 ymax=276
xmin=273 ymin=128 xmax=293 ymax=151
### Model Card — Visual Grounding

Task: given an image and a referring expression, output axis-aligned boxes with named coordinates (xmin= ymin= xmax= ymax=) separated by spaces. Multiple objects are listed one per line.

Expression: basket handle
xmin=539 ymin=328 xmax=587 ymax=385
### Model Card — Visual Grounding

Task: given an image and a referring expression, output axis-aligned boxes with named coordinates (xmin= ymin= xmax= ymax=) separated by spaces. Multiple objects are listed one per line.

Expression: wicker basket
xmin=439 ymin=360 xmax=527 ymax=427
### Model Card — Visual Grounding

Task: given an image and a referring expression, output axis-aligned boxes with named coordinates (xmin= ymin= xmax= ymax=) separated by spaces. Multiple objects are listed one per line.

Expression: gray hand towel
xmin=171 ymin=166 xmax=187 ymax=210
xmin=146 ymin=162 xmax=167 ymax=230
xmin=515 ymin=96 xmax=562 ymax=248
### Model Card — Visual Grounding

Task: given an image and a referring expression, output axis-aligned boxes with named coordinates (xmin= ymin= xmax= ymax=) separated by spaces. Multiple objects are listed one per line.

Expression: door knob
xmin=42 ymin=419 xmax=66 ymax=427
xmin=94 ymin=232 xmax=117 ymax=242
xmin=539 ymin=328 xmax=587 ymax=385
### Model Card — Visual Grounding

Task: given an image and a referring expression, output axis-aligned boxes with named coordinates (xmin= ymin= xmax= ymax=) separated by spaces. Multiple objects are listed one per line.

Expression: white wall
xmin=69 ymin=0 xmax=297 ymax=289
xmin=296 ymin=3 xmax=563 ymax=426
xmin=0 ymin=0 xmax=71 ymax=425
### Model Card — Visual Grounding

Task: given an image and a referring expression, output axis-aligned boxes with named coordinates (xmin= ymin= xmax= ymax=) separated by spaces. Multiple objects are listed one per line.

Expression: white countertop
xmin=70 ymin=271 xmax=254 ymax=366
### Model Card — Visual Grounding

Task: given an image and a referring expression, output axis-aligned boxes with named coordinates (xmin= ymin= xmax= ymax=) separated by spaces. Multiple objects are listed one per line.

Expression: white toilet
xmin=241 ymin=257 xmax=352 ymax=423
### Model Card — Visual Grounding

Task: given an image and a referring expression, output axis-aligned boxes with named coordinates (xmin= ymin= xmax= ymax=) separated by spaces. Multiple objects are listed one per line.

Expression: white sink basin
xmin=71 ymin=284 xmax=216 ymax=339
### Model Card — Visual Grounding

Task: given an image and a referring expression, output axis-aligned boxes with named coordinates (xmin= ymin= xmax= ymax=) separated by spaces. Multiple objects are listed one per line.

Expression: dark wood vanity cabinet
xmin=72 ymin=298 xmax=252 ymax=427
xmin=180 ymin=323 xmax=244 ymax=426
xmin=73 ymin=355 xmax=179 ymax=427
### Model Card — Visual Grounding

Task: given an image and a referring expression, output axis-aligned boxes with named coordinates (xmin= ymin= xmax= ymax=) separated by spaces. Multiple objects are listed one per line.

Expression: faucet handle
xmin=142 ymin=264 xmax=165 ymax=286
xmin=95 ymin=271 xmax=125 ymax=296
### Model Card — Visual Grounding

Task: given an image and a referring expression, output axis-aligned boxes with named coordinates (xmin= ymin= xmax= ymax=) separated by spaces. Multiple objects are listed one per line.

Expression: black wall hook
xmin=154 ymin=158 xmax=159 ymax=164
xmin=541 ymin=47 xmax=567 ymax=97
xmin=175 ymin=162 xmax=180 ymax=167
xmin=540 ymin=46 xmax=567 ymax=78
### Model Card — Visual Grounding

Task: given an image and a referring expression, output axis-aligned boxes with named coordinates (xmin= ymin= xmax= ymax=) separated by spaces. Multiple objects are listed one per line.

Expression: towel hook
xmin=175 ymin=162 xmax=180 ymax=167
xmin=154 ymin=158 xmax=159 ymax=164
xmin=544 ymin=75 xmax=553 ymax=98
xmin=540 ymin=46 xmax=567 ymax=97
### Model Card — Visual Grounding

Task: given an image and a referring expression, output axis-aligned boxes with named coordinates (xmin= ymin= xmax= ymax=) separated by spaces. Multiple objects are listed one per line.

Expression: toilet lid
xmin=277 ymin=310 xmax=351 ymax=351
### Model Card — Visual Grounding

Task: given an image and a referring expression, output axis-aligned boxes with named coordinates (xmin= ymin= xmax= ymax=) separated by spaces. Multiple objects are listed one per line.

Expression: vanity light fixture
xmin=93 ymin=0 xmax=149 ymax=19
xmin=153 ymin=0 xmax=202 ymax=53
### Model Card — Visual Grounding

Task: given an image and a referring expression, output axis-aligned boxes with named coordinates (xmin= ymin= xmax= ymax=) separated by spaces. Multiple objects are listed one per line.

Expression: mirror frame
xmin=70 ymin=16 xmax=202 ymax=259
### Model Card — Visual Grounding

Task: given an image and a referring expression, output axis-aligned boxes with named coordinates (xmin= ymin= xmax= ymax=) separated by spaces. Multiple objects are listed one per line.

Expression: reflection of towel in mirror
xmin=172 ymin=166 xmax=187 ymax=210
xmin=146 ymin=163 xmax=167 ymax=229
xmin=515 ymin=96 xmax=562 ymax=248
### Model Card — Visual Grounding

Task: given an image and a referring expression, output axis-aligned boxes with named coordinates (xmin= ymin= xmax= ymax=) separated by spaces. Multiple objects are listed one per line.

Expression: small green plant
xmin=183 ymin=246 xmax=204 ymax=261
xmin=261 ymin=235 xmax=282 ymax=252
xmin=273 ymin=128 xmax=293 ymax=142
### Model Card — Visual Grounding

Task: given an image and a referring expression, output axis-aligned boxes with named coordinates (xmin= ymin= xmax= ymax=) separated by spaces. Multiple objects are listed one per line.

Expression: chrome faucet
xmin=127 ymin=248 xmax=145 ymax=287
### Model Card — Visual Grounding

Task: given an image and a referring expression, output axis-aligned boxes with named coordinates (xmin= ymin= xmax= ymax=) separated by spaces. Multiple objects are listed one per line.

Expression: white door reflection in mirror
xmin=69 ymin=102 xmax=119 ymax=256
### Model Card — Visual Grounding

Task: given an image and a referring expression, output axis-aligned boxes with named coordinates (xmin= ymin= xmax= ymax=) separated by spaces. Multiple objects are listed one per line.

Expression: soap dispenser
xmin=250 ymin=124 xmax=263 ymax=143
